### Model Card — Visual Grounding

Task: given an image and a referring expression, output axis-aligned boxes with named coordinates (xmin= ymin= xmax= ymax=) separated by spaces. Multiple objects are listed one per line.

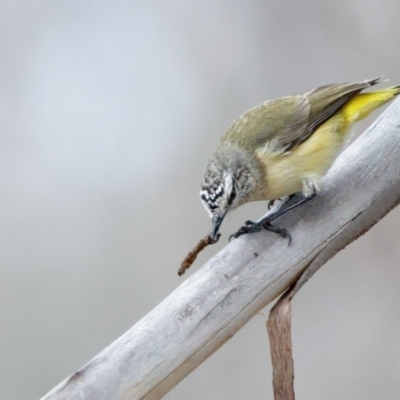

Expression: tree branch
xmin=267 ymin=289 xmax=295 ymax=400
xmin=41 ymin=98 xmax=400 ymax=400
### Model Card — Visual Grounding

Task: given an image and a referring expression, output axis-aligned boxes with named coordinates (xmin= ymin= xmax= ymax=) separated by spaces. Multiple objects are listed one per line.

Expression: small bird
xmin=200 ymin=77 xmax=400 ymax=242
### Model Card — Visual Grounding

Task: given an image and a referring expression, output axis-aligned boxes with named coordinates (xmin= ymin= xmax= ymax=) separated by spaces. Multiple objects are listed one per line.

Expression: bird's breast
xmin=256 ymin=114 xmax=349 ymax=200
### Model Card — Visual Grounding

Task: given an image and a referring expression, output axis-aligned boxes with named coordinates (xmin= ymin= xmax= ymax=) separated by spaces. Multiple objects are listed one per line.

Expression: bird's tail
xmin=343 ymin=85 xmax=400 ymax=124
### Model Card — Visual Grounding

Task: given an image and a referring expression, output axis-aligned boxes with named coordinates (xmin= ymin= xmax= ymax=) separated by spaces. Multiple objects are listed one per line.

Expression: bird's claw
xmin=229 ymin=220 xmax=292 ymax=245
xmin=229 ymin=220 xmax=262 ymax=241
xmin=229 ymin=226 xmax=250 ymax=241
xmin=271 ymin=226 xmax=292 ymax=245
xmin=245 ymin=220 xmax=256 ymax=227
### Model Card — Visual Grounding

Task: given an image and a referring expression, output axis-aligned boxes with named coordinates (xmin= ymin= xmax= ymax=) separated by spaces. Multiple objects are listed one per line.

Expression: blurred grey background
xmin=1 ymin=1 xmax=400 ymax=399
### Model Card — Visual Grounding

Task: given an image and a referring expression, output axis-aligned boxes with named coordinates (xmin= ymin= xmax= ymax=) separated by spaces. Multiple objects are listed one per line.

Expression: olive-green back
xmin=220 ymin=77 xmax=381 ymax=153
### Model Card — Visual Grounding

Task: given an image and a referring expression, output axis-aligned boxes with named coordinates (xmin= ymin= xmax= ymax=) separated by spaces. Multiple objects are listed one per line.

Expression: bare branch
xmin=41 ymin=99 xmax=400 ymax=400
xmin=267 ymin=290 xmax=295 ymax=400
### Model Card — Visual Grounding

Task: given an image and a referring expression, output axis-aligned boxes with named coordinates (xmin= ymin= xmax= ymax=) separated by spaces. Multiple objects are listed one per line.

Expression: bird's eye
xmin=228 ymin=187 xmax=236 ymax=205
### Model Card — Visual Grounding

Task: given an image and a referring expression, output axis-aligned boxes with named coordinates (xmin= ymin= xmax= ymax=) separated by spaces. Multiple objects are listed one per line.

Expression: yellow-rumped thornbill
xmin=200 ymin=77 xmax=400 ymax=242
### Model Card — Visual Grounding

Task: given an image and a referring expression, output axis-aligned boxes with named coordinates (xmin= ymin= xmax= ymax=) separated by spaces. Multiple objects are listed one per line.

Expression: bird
xmin=200 ymin=77 xmax=400 ymax=243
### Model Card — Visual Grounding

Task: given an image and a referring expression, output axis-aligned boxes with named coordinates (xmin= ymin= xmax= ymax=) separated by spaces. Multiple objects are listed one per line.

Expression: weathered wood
xmin=41 ymin=98 xmax=400 ymax=400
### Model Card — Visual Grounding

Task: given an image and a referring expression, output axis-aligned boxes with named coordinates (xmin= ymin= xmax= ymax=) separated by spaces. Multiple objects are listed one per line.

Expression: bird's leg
xmin=265 ymin=195 xmax=292 ymax=214
xmin=260 ymin=192 xmax=315 ymax=224
xmin=239 ymin=195 xmax=294 ymax=232
xmin=230 ymin=191 xmax=316 ymax=241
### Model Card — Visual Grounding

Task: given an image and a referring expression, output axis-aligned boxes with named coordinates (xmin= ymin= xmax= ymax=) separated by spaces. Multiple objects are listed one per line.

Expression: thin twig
xmin=178 ymin=234 xmax=219 ymax=276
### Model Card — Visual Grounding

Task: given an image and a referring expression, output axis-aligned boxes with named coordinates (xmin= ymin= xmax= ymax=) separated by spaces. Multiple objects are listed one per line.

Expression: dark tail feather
xmin=364 ymin=76 xmax=386 ymax=87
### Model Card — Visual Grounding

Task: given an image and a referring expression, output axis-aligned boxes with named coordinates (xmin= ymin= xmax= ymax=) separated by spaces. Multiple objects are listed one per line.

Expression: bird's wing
xmin=222 ymin=77 xmax=382 ymax=153
xmin=221 ymin=95 xmax=310 ymax=152
xmin=299 ymin=77 xmax=382 ymax=148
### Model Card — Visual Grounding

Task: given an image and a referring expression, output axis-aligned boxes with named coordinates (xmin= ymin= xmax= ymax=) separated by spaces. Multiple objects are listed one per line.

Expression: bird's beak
xmin=211 ymin=213 xmax=225 ymax=241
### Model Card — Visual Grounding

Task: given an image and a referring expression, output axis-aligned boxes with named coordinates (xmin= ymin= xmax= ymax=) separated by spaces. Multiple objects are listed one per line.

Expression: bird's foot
xmin=229 ymin=219 xmax=292 ymax=244
xmin=228 ymin=220 xmax=261 ymax=241
xmin=229 ymin=192 xmax=313 ymax=243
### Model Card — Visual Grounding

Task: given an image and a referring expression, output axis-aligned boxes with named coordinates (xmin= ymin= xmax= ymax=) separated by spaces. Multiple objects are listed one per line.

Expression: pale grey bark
xmin=41 ymin=98 xmax=400 ymax=400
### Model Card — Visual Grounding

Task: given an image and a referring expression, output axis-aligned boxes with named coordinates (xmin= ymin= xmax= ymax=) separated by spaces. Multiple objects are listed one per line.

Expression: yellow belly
xmin=255 ymin=87 xmax=399 ymax=200
xmin=261 ymin=114 xmax=347 ymax=199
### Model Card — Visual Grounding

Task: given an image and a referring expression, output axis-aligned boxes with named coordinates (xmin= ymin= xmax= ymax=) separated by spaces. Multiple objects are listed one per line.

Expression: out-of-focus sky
xmin=1 ymin=1 xmax=400 ymax=399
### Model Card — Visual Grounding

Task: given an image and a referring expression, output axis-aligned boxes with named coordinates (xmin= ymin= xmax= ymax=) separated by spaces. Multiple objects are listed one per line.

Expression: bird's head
xmin=200 ymin=146 xmax=261 ymax=240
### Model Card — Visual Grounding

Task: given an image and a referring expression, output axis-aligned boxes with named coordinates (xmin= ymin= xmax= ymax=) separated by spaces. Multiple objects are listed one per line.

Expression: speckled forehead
xmin=200 ymin=184 xmax=224 ymax=210
xmin=200 ymin=171 xmax=233 ymax=211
